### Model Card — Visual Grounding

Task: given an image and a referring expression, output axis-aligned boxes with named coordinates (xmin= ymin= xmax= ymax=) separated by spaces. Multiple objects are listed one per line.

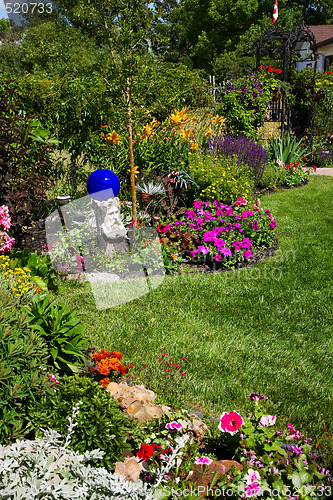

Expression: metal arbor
xmin=256 ymin=22 xmax=318 ymax=151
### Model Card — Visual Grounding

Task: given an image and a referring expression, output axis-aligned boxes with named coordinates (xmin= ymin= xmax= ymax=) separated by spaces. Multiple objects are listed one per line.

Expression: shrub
xmin=187 ymin=153 xmax=255 ymax=206
xmin=28 ymin=375 xmax=131 ymax=470
xmin=312 ymin=148 xmax=333 ymax=168
xmin=23 ymin=295 xmax=87 ymax=373
xmin=215 ymin=134 xmax=267 ymax=184
xmin=0 ymin=288 xmax=56 ymax=444
xmin=7 ymin=248 xmax=59 ymax=292
xmin=215 ymin=73 xmax=272 ymax=137
xmin=0 ymin=82 xmax=55 ymax=243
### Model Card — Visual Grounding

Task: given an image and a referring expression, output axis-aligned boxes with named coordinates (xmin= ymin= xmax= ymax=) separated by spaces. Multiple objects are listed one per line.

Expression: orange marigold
xmin=111 ymin=350 xmax=122 ymax=360
xmin=108 ymin=358 xmax=123 ymax=371
xmin=99 ymin=377 xmax=110 ymax=388
xmin=96 ymin=359 xmax=112 ymax=376
xmin=88 ymin=366 xmax=95 ymax=374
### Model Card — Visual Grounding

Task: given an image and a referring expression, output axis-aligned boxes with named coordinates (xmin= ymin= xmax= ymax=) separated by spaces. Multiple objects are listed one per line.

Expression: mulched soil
xmin=254 ymin=179 xmax=309 ymax=196
xmin=17 ymin=221 xmax=279 ymax=277
xmin=176 ymin=236 xmax=279 ymax=276
xmin=19 ymin=221 xmax=48 ymax=254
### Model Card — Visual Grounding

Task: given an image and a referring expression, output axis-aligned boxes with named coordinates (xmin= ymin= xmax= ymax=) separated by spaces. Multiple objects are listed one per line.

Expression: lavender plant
xmin=215 ymin=134 xmax=267 ymax=185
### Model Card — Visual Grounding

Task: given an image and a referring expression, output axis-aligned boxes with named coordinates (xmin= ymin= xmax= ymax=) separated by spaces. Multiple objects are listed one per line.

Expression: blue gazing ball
xmin=87 ymin=169 xmax=120 ymax=201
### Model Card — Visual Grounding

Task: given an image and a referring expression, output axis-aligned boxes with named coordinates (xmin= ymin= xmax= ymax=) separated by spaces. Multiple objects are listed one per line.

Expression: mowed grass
xmin=57 ymin=175 xmax=333 ymax=439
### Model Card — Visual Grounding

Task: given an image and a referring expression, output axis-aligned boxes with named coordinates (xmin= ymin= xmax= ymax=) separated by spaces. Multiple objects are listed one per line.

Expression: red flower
xmin=313 ymin=165 xmax=317 ymax=172
xmin=157 ymin=224 xmax=168 ymax=233
xmin=136 ymin=444 xmax=171 ymax=461
xmin=137 ymin=444 xmax=156 ymax=460
xmin=259 ymin=65 xmax=265 ymax=70
xmin=327 ymin=71 xmax=331 ymax=75
xmin=275 ymin=69 xmax=282 ymax=74
xmin=266 ymin=66 xmax=274 ymax=73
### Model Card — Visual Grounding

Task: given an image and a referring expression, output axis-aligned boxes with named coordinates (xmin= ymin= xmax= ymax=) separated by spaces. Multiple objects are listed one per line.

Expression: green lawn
xmin=57 ymin=175 xmax=333 ymax=441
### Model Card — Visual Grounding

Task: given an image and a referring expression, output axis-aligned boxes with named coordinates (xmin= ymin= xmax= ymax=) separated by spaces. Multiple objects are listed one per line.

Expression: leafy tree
xmin=166 ymin=0 xmax=333 ymax=76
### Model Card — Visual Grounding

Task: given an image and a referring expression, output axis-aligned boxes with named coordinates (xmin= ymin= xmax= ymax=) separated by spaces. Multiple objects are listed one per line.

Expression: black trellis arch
xmin=257 ymin=21 xmax=318 ymax=154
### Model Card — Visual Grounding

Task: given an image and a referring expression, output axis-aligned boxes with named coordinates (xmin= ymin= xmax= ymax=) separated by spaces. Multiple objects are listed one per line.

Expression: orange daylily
xmin=170 ymin=108 xmax=192 ymax=127
xmin=142 ymin=123 xmax=154 ymax=139
xmin=204 ymin=127 xmax=213 ymax=138
xmin=105 ymin=130 xmax=121 ymax=145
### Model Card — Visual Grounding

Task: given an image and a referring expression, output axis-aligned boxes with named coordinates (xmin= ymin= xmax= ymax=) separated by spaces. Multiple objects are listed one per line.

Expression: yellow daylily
xmin=142 ymin=123 xmax=154 ymax=139
xmin=179 ymin=128 xmax=191 ymax=139
xmin=128 ymin=166 xmax=139 ymax=178
xmin=190 ymin=141 xmax=199 ymax=151
xmin=170 ymin=108 xmax=191 ymax=127
xmin=214 ymin=114 xmax=226 ymax=126
xmin=106 ymin=130 xmax=122 ymax=145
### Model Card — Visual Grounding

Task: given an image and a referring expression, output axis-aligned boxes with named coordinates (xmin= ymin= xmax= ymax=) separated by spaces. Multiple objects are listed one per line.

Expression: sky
xmin=0 ymin=0 xmax=8 ymax=19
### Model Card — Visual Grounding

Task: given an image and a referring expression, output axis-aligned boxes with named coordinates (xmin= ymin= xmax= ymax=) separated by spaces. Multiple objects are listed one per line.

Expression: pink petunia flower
xmin=166 ymin=422 xmax=183 ymax=431
xmin=195 ymin=456 xmax=213 ymax=466
xmin=219 ymin=411 xmax=244 ymax=435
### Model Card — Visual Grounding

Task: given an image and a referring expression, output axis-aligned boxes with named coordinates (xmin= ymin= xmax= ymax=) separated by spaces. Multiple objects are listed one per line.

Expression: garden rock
xmin=187 ymin=413 xmax=208 ymax=443
xmin=106 ymin=381 xmax=170 ymax=422
xmin=114 ymin=456 xmax=146 ymax=483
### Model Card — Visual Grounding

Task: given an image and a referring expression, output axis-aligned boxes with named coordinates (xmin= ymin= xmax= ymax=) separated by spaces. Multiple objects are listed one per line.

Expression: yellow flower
xmin=179 ymin=129 xmax=191 ymax=139
xmin=170 ymin=108 xmax=192 ymax=127
xmin=106 ymin=130 xmax=121 ymax=145
xmin=204 ymin=127 xmax=213 ymax=139
xmin=190 ymin=141 xmax=199 ymax=151
xmin=141 ymin=123 xmax=154 ymax=139
xmin=127 ymin=166 xmax=139 ymax=178
xmin=214 ymin=114 xmax=225 ymax=126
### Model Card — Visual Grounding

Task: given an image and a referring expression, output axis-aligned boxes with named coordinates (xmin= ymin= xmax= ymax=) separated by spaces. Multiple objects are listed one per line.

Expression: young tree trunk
xmin=127 ymin=97 xmax=137 ymax=223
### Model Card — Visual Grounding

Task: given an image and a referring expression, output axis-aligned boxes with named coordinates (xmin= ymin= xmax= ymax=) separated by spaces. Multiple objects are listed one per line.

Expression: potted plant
xmin=136 ymin=181 xmax=165 ymax=206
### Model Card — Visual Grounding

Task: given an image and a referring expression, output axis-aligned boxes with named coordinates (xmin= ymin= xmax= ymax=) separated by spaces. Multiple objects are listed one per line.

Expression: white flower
xmin=259 ymin=415 xmax=276 ymax=427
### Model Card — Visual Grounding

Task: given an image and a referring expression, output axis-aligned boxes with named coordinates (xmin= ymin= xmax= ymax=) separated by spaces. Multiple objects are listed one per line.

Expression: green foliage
xmin=20 ymin=21 xmax=102 ymax=77
xmin=23 ymin=295 xmax=87 ymax=373
xmin=268 ymin=135 xmax=308 ymax=165
xmin=0 ymin=82 xmax=55 ymax=241
xmin=7 ymin=249 xmax=59 ymax=292
xmin=187 ymin=153 xmax=255 ymax=205
xmin=216 ymin=73 xmax=272 ymax=137
xmin=259 ymin=158 xmax=310 ymax=190
xmin=28 ymin=375 xmax=131 ymax=469
xmin=284 ymin=163 xmax=310 ymax=188
xmin=0 ymin=288 xmax=53 ymax=444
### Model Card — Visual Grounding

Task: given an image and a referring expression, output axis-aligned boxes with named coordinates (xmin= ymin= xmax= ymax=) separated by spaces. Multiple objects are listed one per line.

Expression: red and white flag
xmin=272 ymin=0 xmax=278 ymax=24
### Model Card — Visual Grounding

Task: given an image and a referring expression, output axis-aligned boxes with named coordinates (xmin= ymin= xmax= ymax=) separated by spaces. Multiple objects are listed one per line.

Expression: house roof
xmin=309 ymin=25 xmax=333 ymax=47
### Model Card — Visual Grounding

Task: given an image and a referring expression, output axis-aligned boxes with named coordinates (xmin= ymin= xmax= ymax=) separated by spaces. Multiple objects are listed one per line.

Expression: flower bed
xmin=157 ymin=197 xmax=278 ymax=273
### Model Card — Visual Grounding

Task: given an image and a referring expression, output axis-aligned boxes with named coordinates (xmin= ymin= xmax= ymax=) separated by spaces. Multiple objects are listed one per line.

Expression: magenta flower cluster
xmin=0 ymin=205 xmax=15 ymax=253
xmin=169 ymin=199 xmax=277 ymax=266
